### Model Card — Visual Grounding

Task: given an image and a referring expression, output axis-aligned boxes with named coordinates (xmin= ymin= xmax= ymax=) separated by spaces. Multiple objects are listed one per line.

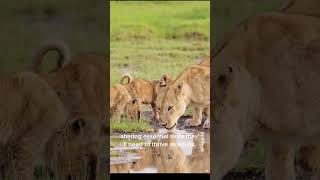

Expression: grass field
xmin=110 ymin=1 xmax=210 ymax=85
xmin=110 ymin=118 xmax=153 ymax=133
xmin=214 ymin=0 xmax=284 ymax=173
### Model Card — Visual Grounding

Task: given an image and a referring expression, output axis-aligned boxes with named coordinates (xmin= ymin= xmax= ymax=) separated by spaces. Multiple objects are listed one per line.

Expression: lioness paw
xmin=203 ymin=120 xmax=210 ymax=129
xmin=185 ymin=119 xmax=201 ymax=127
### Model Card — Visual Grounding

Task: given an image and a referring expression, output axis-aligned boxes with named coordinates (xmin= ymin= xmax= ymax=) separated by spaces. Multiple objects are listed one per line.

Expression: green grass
xmin=111 ymin=1 xmax=210 ymax=85
xmin=110 ymin=118 xmax=153 ymax=134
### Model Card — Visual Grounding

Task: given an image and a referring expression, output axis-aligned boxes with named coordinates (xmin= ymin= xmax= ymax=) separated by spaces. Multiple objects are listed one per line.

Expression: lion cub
xmin=121 ymin=74 xmax=172 ymax=120
xmin=30 ymin=41 xmax=108 ymax=179
xmin=111 ymin=84 xmax=142 ymax=121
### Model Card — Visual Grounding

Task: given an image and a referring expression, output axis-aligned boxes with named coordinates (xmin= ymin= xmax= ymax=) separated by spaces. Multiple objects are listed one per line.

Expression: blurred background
xmin=214 ymin=0 xmax=282 ymax=43
xmin=0 ymin=0 xmax=106 ymax=72
xmin=214 ymin=0 xmax=302 ymax=179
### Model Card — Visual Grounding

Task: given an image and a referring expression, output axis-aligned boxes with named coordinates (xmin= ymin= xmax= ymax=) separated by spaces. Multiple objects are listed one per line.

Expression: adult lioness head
xmin=154 ymin=74 xmax=174 ymax=121
xmin=159 ymin=72 xmax=192 ymax=130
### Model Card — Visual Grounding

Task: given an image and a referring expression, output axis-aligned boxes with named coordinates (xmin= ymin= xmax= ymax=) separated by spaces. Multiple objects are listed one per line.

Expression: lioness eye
xmin=168 ymin=106 xmax=173 ymax=111
xmin=157 ymin=107 xmax=160 ymax=111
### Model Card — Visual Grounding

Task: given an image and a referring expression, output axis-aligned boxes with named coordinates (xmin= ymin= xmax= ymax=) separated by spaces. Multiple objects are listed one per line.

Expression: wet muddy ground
xmin=110 ymin=111 xmax=210 ymax=173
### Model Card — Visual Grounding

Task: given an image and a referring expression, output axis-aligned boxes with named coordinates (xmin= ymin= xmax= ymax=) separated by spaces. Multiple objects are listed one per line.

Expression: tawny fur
xmin=159 ymin=65 xmax=210 ymax=130
xmin=0 ymin=72 xmax=67 ymax=180
xmin=44 ymin=119 xmax=99 ymax=180
xmin=155 ymin=73 xmax=209 ymax=127
xmin=30 ymin=42 xmax=108 ymax=180
xmin=120 ymin=74 xmax=160 ymax=120
xmin=211 ymin=12 xmax=320 ymax=180
xmin=110 ymin=84 xmax=141 ymax=121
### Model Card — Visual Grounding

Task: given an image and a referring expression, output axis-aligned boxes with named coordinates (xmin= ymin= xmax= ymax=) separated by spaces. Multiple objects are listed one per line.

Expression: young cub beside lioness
xmin=120 ymin=74 xmax=161 ymax=120
xmin=110 ymin=84 xmax=142 ymax=121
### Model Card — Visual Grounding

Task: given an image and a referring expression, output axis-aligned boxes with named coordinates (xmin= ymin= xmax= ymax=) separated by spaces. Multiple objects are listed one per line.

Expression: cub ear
xmin=162 ymin=74 xmax=169 ymax=82
xmin=174 ymin=82 xmax=183 ymax=95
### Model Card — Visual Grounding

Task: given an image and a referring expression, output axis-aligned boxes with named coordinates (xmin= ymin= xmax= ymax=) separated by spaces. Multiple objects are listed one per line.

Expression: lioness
xmin=159 ymin=64 xmax=210 ymax=130
xmin=0 ymin=72 xmax=68 ymax=180
xmin=212 ymin=12 xmax=320 ymax=180
xmin=120 ymin=74 xmax=160 ymax=120
xmin=155 ymin=73 xmax=210 ymax=128
xmin=110 ymin=84 xmax=141 ymax=121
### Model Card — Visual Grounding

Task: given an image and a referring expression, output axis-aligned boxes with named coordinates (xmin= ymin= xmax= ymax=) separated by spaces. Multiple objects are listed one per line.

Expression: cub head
xmin=45 ymin=117 xmax=100 ymax=180
xmin=44 ymin=63 xmax=107 ymax=139
xmin=159 ymin=81 xmax=191 ymax=130
xmin=124 ymin=98 xmax=142 ymax=120
xmin=159 ymin=74 xmax=173 ymax=87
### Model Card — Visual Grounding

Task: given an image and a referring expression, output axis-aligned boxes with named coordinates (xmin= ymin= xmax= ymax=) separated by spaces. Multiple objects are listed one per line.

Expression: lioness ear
xmin=174 ymin=82 xmax=183 ymax=95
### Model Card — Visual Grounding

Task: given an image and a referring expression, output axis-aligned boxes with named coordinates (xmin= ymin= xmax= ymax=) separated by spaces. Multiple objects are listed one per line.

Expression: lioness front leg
xmin=185 ymin=107 xmax=202 ymax=127
xmin=265 ymin=143 xmax=295 ymax=180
